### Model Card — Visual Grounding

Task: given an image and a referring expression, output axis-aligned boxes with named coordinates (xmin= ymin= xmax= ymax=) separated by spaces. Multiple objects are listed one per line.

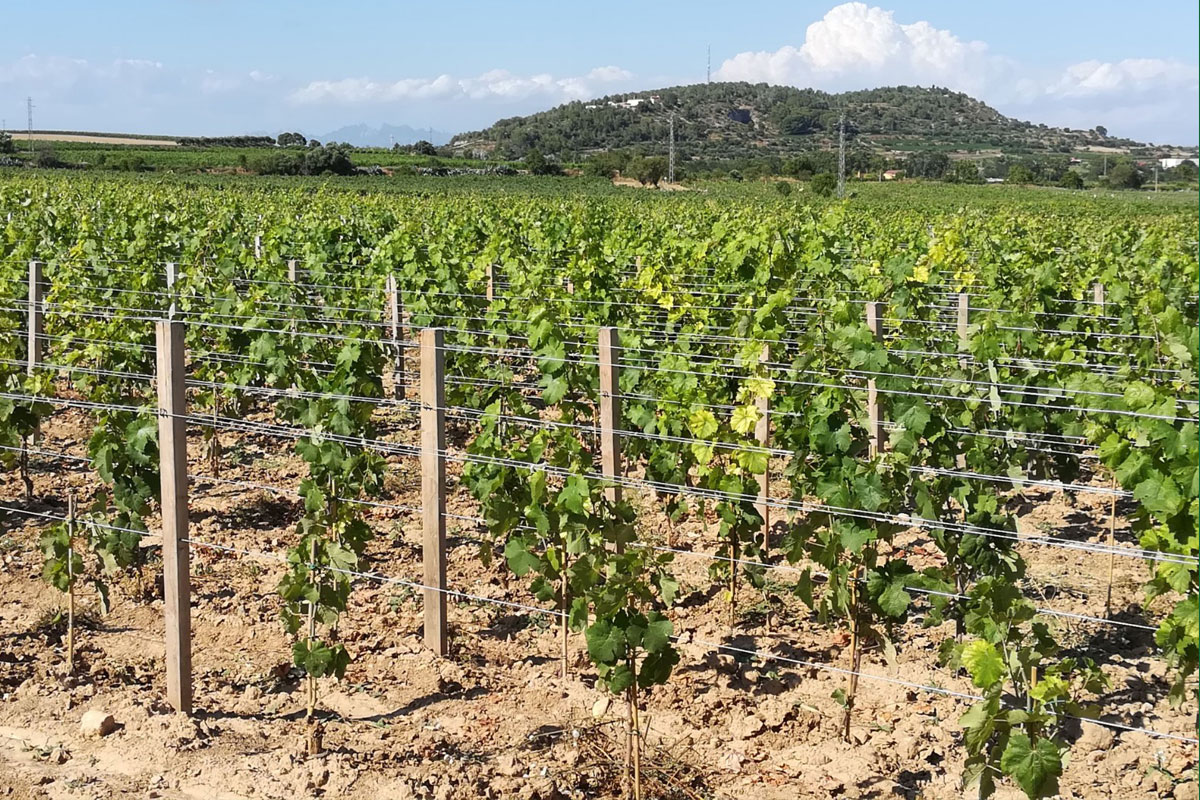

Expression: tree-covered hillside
xmin=450 ymin=82 xmax=1147 ymax=162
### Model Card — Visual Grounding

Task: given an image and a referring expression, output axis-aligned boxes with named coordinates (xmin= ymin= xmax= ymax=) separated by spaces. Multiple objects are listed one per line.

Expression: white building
xmin=1159 ymin=157 xmax=1197 ymax=169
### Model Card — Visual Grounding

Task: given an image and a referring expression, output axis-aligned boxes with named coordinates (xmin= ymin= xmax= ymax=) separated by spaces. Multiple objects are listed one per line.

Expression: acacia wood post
xmin=420 ymin=328 xmax=448 ymax=656
xmin=486 ymin=263 xmax=495 ymax=303
xmin=1093 ymin=282 xmax=1105 ymax=310
xmin=27 ymin=260 xmax=44 ymax=374
xmin=865 ymin=302 xmax=884 ymax=458
xmin=156 ymin=320 xmax=192 ymax=714
xmin=385 ymin=274 xmax=405 ymax=400
xmin=166 ymin=262 xmax=178 ymax=320
xmin=755 ymin=345 xmax=770 ymax=552
xmin=254 ymin=234 xmax=262 ymax=260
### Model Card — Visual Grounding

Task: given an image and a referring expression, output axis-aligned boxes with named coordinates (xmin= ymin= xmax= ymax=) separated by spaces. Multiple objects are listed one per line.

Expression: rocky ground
xmin=0 ymin=404 xmax=1195 ymax=799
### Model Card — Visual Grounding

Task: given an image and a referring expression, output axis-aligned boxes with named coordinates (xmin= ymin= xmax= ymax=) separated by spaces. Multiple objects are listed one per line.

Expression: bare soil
xmin=9 ymin=134 xmax=177 ymax=147
xmin=0 ymin=402 xmax=1195 ymax=799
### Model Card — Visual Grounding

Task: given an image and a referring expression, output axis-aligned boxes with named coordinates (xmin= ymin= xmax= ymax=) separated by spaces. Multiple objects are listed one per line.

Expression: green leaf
xmin=601 ymin=662 xmax=634 ymax=693
xmin=556 ymin=475 xmax=589 ymax=515
xmin=737 ymin=448 xmax=769 ymax=475
xmin=642 ymin=612 xmax=673 ymax=654
xmin=541 ymin=375 xmax=568 ymax=405
xmin=876 ymin=580 xmax=911 ymax=618
xmin=638 ymin=648 xmax=680 ymax=687
xmin=656 ymin=573 xmax=680 ymax=606
xmin=1000 ymin=733 xmax=1062 ymax=799
xmin=586 ymin=620 xmax=626 ymax=664
xmin=1133 ymin=474 xmax=1184 ymax=519
xmin=503 ymin=536 xmax=540 ymax=577
xmin=961 ymin=639 xmax=1005 ymax=688
xmin=1123 ymin=381 xmax=1156 ymax=410
xmin=687 ymin=408 xmax=718 ymax=440
xmin=730 ymin=405 xmax=759 ymax=435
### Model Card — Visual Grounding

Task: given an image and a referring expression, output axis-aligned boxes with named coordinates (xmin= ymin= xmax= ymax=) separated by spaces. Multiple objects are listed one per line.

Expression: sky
xmin=1 ymin=0 xmax=1196 ymax=144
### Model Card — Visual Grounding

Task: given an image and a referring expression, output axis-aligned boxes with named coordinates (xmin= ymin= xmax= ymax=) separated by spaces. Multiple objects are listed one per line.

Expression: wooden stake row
xmin=82 ymin=268 xmax=1116 ymax=715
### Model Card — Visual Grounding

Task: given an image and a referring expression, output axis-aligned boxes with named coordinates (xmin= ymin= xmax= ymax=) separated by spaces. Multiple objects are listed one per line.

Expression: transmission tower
xmin=26 ymin=97 xmax=34 ymax=154
xmin=668 ymin=113 xmax=676 ymax=183
xmin=837 ymin=112 xmax=846 ymax=199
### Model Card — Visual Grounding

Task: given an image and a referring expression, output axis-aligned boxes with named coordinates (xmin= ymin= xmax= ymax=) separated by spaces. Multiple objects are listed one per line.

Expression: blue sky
xmin=1 ymin=1 xmax=1196 ymax=143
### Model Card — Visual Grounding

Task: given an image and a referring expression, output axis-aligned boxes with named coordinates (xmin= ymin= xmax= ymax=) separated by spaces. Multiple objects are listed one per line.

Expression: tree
xmin=780 ymin=113 xmax=819 ymax=136
xmin=1108 ymin=162 xmax=1142 ymax=189
xmin=412 ymin=140 xmax=437 ymax=156
xmin=1059 ymin=170 xmax=1084 ymax=190
xmin=905 ymin=151 xmax=950 ymax=180
xmin=1006 ymin=164 xmax=1036 ymax=185
xmin=949 ymin=160 xmax=983 ymax=184
xmin=629 ymin=156 xmax=667 ymax=186
xmin=583 ymin=150 xmax=630 ymax=179
xmin=810 ymin=172 xmax=837 ymax=197
xmin=524 ymin=147 xmax=563 ymax=176
xmin=1174 ymin=160 xmax=1198 ymax=182
xmin=1093 ymin=125 xmax=1108 ymax=138
xmin=0 ymin=132 xmax=12 ymax=154
xmin=523 ymin=148 xmax=546 ymax=173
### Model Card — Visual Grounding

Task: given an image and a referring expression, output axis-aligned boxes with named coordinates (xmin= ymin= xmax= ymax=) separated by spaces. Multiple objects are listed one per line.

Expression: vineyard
xmin=0 ymin=174 xmax=1196 ymax=800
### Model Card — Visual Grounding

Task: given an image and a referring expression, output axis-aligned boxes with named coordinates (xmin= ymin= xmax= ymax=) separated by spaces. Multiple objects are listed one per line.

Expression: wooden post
xmin=156 ymin=320 xmax=192 ymax=714
xmin=755 ymin=345 xmax=770 ymax=552
xmin=956 ymin=293 xmax=970 ymax=352
xmin=254 ymin=234 xmax=262 ymax=260
xmin=385 ymin=275 xmax=405 ymax=401
xmin=1093 ymin=282 xmax=1105 ymax=310
xmin=287 ymin=259 xmax=298 ymax=285
xmin=420 ymin=328 xmax=448 ymax=656
xmin=865 ymin=302 xmax=884 ymax=458
xmin=485 ymin=263 xmax=495 ymax=303
xmin=27 ymin=260 xmax=44 ymax=374
xmin=166 ymin=262 xmax=178 ymax=320
xmin=598 ymin=328 xmax=622 ymax=508
xmin=955 ymin=293 xmax=970 ymax=469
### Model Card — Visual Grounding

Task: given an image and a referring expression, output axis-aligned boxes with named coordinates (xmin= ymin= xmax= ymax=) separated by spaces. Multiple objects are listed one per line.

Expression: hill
xmin=449 ymin=83 xmax=1163 ymax=163
xmin=318 ymin=123 xmax=452 ymax=148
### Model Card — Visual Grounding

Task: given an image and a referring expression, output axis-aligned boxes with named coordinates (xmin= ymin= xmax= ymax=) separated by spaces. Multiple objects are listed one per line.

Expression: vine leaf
xmin=1000 ymin=733 xmax=1062 ymax=798
xmin=1133 ymin=475 xmax=1184 ymax=519
xmin=961 ymin=639 xmax=1005 ymax=688
xmin=730 ymin=405 xmax=759 ymax=435
xmin=503 ymin=536 xmax=540 ymax=577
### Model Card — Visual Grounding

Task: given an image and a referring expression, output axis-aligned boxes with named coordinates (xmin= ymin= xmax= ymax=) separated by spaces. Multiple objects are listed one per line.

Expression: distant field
xmin=4 ymin=141 xmax=494 ymax=171
xmin=10 ymin=131 xmax=178 ymax=147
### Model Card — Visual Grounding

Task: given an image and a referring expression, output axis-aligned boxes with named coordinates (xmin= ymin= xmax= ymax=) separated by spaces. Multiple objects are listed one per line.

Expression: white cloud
xmin=1045 ymin=58 xmax=1197 ymax=98
xmin=713 ymin=3 xmax=1198 ymax=143
xmin=288 ymin=65 xmax=635 ymax=106
xmin=715 ymin=3 xmax=1000 ymax=94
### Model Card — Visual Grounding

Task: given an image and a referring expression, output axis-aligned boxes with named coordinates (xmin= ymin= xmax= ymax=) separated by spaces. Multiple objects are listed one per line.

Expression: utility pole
xmin=26 ymin=97 xmax=34 ymax=155
xmin=706 ymin=45 xmax=711 ymax=84
xmin=1154 ymin=164 xmax=1159 ymax=192
xmin=1102 ymin=154 xmax=1107 ymax=177
xmin=837 ymin=112 xmax=846 ymax=199
xmin=668 ymin=113 xmax=675 ymax=184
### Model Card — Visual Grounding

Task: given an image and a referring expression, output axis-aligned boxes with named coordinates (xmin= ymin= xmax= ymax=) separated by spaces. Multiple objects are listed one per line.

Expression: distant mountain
xmin=318 ymin=123 xmax=451 ymax=148
xmin=450 ymin=82 xmax=1163 ymax=162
